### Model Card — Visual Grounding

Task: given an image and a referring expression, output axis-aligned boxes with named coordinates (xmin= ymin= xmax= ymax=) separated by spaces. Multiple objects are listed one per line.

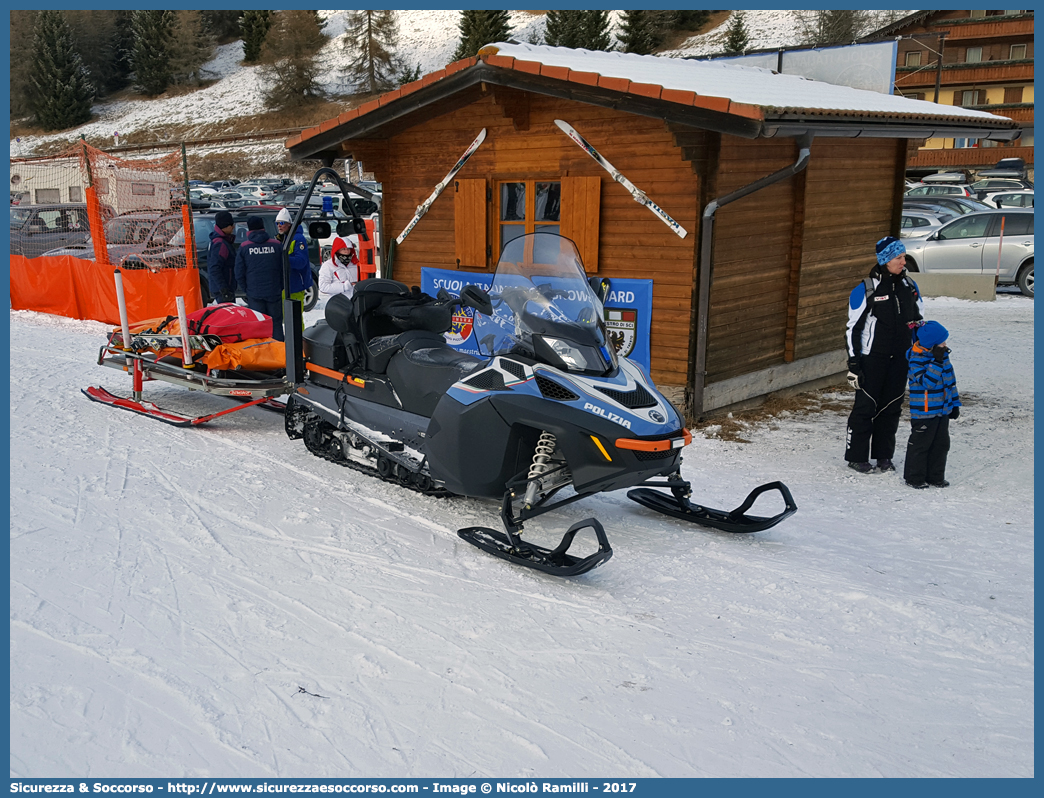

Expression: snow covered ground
xmin=9 ymin=291 xmax=1034 ymax=777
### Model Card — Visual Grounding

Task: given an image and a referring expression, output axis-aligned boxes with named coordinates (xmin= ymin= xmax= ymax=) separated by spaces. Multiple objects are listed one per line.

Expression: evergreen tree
xmin=452 ymin=10 xmax=513 ymax=60
xmin=722 ymin=11 xmax=751 ymax=56
xmin=616 ymin=11 xmax=666 ymax=55
xmin=795 ymin=10 xmax=871 ymax=46
xmin=28 ymin=10 xmax=95 ymax=130
xmin=670 ymin=11 xmax=710 ymax=32
xmin=341 ymin=10 xmax=400 ymax=95
xmin=10 ymin=10 xmax=41 ymax=118
xmin=260 ymin=10 xmax=328 ymax=110
xmin=396 ymin=62 xmax=423 ymax=87
xmin=67 ymin=12 xmax=120 ymax=98
xmin=545 ymin=10 xmax=612 ymax=51
xmin=132 ymin=10 xmax=176 ymax=96
xmin=201 ymin=11 xmax=244 ymax=44
xmin=241 ymin=10 xmax=273 ymax=63
xmin=109 ymin=10 xmax=137 ymax=93
xmin=169 ymin=10 xmax=215 ymax=86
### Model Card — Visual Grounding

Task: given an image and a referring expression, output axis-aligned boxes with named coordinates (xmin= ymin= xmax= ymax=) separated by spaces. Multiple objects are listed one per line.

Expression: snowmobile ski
xmin=555 ymin=119 xmax=688 ymax=239
xmin=395 ymin=128 xmax=487 ymax=245
xmin=457 ymin=518 xmax=613 ymax=577
xmin=627 ymin=480 xmax=797 ymax=533
xmin=82 ymin=386 xmax=274 ymax=427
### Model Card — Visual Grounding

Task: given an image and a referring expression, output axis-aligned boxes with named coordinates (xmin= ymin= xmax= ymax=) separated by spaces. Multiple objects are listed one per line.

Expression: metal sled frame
xmin=628 ymin=477 xmax=798 ymax=534
xmin=86 ymin=343 xmax=290 ymax=426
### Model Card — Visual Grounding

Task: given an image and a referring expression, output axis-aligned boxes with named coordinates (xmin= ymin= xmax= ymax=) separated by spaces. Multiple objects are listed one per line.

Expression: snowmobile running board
xmin=458 ymin=518 xmax=613 ymax=577
xmin=83 ymin=386 xmax=278 ymax=427
xmin=627 ymin=480 xmax=797 ymax=533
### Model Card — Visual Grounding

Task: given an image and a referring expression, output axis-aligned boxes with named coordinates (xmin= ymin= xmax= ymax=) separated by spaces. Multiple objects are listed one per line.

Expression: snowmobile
xmin=283 ymin=177 xmax=796 ymax=576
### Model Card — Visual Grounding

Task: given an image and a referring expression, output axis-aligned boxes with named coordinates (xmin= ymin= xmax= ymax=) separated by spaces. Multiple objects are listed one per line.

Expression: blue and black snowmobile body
xmin=281 ymin=170 xmax=796 ymax=577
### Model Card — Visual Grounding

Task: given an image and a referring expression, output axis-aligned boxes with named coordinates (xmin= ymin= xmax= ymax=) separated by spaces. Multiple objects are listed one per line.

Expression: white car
xmin=906 ymin=183 xmax=976 ymax=199
xmin=902 ymin=209 xmax=1034 ymax=297
xmin=982 ymin=189 xmax=1034 ymax=209
xmin=235 ymin=184 xmax=277 ymax=201
xmin=900 ymin=209 xmax=954 ymax=239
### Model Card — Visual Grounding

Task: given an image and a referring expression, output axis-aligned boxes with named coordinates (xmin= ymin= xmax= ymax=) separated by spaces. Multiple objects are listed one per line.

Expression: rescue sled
xmin=85 ymin=277 xmax=292 ymax=426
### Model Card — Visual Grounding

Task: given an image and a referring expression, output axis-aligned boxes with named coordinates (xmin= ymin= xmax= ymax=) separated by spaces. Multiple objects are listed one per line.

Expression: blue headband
xmin=877 ymin=239 xmax=906 ymax=265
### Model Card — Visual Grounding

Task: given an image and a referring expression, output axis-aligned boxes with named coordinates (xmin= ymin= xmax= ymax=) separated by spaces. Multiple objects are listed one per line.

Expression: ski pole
xmin=175 ymin=295 xmax=194 ymax=368
xmin=113 ymin=268 xmax=132 ymax=352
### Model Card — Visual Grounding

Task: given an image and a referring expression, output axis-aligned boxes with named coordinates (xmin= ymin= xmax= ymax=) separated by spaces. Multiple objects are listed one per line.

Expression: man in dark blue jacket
xmin=234 ymin=216 xmax=284 ymax=341
xmin=206 ymin=210 xmax=236 ymax=305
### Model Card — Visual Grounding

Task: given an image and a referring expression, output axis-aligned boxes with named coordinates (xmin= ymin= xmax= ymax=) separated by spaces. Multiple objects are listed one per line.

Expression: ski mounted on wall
xmin=394 ymin=128 xmax=487 ymax=246
xmin=554 ymin=119 xmax=688 ymax=239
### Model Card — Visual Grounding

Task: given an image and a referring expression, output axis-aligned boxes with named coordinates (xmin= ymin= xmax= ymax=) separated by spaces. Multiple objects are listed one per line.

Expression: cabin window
xmin=497 ymin=180 xmax=561 ymax=254
xmin=905 ymin=51 xmax=922 ymax=67
xmin=1009 ymin=44 xmax=1027 ymax=60
xmin=35 ymin=189 xmax=60 ymax=204
xmin=965 ymin=47 xmax=983 ymax=63
xmin=454 ymin=176 xmax=600 ymax=272
xmin=95 ymin=177 xmax=109 ymax=194
xmin=68 ymin=186 xmax=82 ymax=203
xmin=969 ymin=10 xmax=987 ymax=18
xmin=131 ymin=183 xmax=156 ymax=196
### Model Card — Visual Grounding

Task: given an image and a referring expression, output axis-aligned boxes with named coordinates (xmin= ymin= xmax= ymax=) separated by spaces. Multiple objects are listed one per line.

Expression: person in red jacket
xmin=318 ymin=236 xmax=359 ymax=299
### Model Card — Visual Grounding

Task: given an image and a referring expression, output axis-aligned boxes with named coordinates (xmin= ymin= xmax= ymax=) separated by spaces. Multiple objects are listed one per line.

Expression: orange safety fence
xmin=10 ymin=254 xmax=203 ymax=326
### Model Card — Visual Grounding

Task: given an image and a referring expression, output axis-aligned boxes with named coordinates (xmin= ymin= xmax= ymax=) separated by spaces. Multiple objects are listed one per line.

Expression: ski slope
xmin=8 ymin=292 xmax=1034 ymax=777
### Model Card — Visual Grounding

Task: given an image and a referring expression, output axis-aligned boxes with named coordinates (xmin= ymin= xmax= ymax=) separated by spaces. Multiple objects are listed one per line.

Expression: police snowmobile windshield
xmin=475 ymin=232 xmax=617 ymax=376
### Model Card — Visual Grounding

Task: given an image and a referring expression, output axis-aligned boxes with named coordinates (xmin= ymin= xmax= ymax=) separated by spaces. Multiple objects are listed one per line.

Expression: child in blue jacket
xmin=904 ymin=321 xmax=961 ymax=489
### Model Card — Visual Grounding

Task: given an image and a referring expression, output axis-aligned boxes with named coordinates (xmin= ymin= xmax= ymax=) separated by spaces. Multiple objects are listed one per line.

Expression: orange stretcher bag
xmin=199 ymin=339 xmax=286 ymax=372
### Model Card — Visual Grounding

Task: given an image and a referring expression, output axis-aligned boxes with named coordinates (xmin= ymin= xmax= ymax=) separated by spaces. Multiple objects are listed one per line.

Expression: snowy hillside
xmin=11 ymin=10 xmax=904 ymax=160
xmin=8 ymin=291 xmax=1035 ymax=777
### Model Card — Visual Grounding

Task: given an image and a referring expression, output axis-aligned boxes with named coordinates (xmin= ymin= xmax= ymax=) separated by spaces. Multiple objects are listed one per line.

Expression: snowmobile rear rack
xmin=627 ymin=479 xmax=797 ymax=533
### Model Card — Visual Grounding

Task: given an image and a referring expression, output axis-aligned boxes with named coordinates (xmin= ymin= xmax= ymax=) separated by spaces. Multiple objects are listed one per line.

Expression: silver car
xmin=903 ymin=209 xmax=1034 ymax=297
xmin=900 ymin=209 xmax=954 ymax=239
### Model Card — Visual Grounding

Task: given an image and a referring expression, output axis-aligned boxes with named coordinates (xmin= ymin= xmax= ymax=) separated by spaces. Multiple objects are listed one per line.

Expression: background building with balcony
xmin=865 ymin=9 xmax=1033 ymax=177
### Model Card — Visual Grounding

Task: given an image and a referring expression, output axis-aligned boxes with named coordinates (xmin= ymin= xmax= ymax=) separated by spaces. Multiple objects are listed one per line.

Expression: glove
xmin=949 ymin=407 xmax=960 ymax=420
xmin=846 ymin=358 xmax=863 ymax=391
xmin=932 ymin=345 xmax=949 ymax=364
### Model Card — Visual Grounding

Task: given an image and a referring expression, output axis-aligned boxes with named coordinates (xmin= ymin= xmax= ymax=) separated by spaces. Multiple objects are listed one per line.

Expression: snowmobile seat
xmin=386 ymin=338 xmax=485 ymax=417
xmin=366 ymin=329 xmax=446 ymax=374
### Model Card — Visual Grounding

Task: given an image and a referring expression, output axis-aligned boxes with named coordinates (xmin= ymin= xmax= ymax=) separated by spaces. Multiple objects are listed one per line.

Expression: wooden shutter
xmin=454 ymin=178 xmax=487 ymax=269
xmin=559 ymin=176 xmax=601 ymax=273
xmin=952 ymin=90 xmax=963 ymax=106
xmin=1004 ymin=86 xmax=1024 ymax=103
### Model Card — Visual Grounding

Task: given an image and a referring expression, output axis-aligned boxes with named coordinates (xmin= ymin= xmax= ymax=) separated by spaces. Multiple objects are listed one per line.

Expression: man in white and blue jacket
xmin=904 ymin=321 xmax=961 ymax=489
xmin=844 ymin=236 xmax=924 ymax=473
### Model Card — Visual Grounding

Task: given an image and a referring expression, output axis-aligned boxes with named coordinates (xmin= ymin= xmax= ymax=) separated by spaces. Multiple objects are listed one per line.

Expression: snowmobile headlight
xmin=541 ymin=336 xmax=591 ymax=371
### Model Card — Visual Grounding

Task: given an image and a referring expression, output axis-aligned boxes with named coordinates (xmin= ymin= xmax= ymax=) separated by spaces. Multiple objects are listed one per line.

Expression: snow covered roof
xmin=287 ymin=42 xmax=1019 ymax=157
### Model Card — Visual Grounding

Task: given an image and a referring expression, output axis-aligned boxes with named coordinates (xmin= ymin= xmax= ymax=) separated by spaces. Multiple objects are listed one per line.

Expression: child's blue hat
xmin=917 ymin=320 xmax=949 ymax=349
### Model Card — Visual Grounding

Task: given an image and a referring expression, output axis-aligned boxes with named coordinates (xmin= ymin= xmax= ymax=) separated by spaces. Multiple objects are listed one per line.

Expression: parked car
xmin=902 ymin=209 xmax=1034 ymax=297
xmin=900 ymin=209 xmax=954 ymax=239
xmin=123 ymin=207 xmax=328 ymax=311
xmin=906 ymin=183 xmax=976 ymax=199
xmin=903 ymin=195 xmax=992 ymax=217
xmin=235 ymin=184 xmax=278 ymax=201
xmin=41 ymin=211 xmax=183 ymax=267
xmin=10 ymin=203 xmax=111 ymax=259
xmin=982 ymin=189 xmax=1034 ymax=209
xmin=970 ymin=178 xmax=1034 ymax=198
xmin=978 ymin=158 xmax=1028 ymax=180
xmin=210 ymin=180 xmax=238 ymax=191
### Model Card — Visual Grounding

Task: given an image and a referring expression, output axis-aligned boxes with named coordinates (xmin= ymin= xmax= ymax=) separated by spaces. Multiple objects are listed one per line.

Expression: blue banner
xmin=420 ymin=268 xmax=653 ymax=374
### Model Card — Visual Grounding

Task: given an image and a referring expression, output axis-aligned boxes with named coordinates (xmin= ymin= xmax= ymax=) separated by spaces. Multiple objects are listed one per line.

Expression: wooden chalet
xmin=286 ymin=43 xmax=1018 ymax=418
